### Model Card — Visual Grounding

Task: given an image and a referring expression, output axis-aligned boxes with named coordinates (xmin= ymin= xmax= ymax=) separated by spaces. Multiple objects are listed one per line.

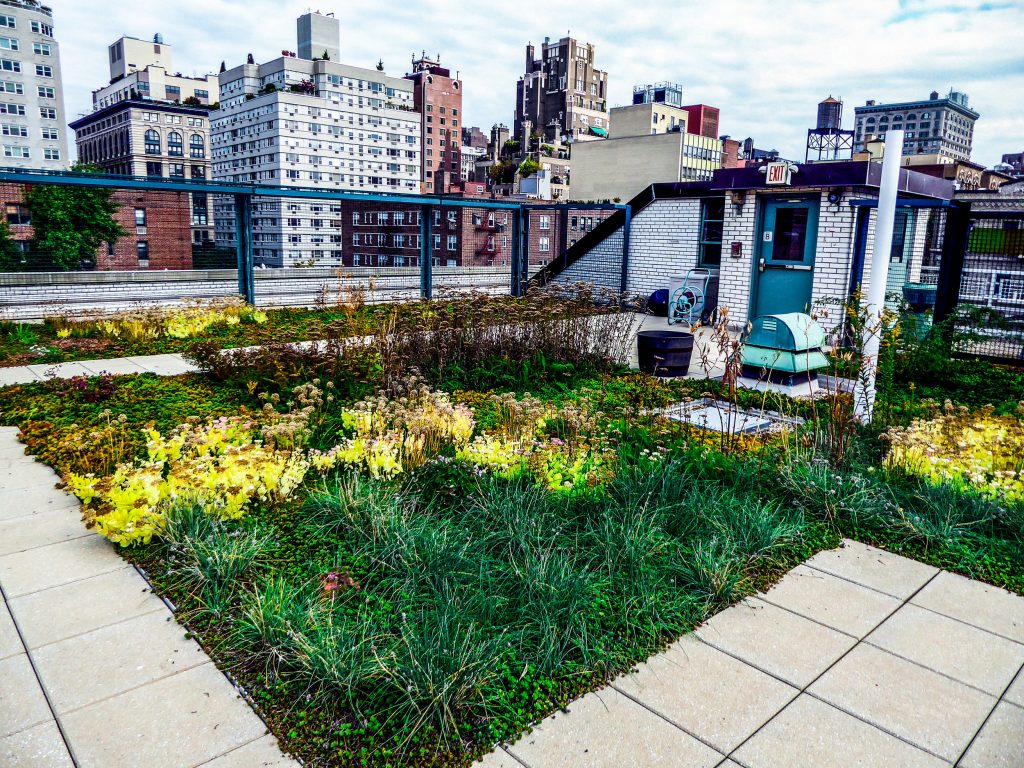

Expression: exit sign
xmin=765 ymin=162 xmax=793 ymax=185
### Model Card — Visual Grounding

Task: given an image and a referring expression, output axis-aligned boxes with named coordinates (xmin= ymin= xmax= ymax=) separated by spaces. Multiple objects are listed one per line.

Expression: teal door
xmin=752 ymin=199 xmax=819 ymax=317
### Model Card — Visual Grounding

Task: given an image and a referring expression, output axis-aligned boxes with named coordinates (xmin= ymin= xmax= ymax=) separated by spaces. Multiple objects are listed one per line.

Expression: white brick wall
xmin=557 ymin=187 xmax=878 ymax=330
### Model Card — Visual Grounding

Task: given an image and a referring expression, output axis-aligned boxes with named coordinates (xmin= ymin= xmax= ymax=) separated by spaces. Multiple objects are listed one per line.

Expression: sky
xmin=54 ymin=0 xmax=1024 ymax=167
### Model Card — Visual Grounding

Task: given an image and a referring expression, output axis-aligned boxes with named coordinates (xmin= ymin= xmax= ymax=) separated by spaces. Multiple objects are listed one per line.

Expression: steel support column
xmin=233 ymin=193 xmax=254 ymax=305
xmin=420 ymin=204 xmax=433 ymax=299
xmin=933 ymin=201 xmax=971 ymax=326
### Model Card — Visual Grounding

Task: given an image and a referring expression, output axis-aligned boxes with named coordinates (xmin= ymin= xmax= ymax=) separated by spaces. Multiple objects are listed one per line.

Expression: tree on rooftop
xmin=518 ymin=157 xmax=542 ymax=177
xmin=25 ymin=164 xmax=124 ymax=271
xmin=0 ymin=218 xmax=23 ymax=271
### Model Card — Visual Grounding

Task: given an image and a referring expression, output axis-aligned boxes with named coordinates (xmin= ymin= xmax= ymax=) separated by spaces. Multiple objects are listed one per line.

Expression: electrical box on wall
xmin=731 ymin=241 xmax=742 ymax=258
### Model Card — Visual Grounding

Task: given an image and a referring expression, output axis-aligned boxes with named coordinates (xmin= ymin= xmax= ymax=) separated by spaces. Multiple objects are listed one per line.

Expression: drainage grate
xmin=659 ymin=398 xmax=804 ymax=435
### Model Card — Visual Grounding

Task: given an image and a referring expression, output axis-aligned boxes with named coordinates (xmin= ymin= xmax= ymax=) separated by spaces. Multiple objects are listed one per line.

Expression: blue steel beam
xmin=0 ymin=167 xmax=625 ymax=212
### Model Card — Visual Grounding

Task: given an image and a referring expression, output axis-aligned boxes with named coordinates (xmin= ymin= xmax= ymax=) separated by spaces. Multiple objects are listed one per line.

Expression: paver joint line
xmin=952 ymin=659 xmax=1024 ymax=767
xmin=0 ymin=579 xmax=79 ymax=767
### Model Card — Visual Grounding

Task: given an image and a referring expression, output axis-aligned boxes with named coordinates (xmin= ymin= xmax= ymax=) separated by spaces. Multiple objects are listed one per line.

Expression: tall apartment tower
xmin=210 ymin=11 xmax=421 ymax=267
xmin=0 ymin=0 xmax=67 ymax=169
xmin=853 ymin=89 xmax=979 ymax=162
xmin=514 ymin=36 xmax=608 ymax=145
xmin=405 ymin=54 xmax=461 ymax=193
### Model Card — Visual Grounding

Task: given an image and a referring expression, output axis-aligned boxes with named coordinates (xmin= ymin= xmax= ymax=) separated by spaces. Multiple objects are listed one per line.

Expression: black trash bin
xmin=637 ymin=329 xmax=694 ymax=377
xmin=647 ymin=289 xmax=669 ymax=318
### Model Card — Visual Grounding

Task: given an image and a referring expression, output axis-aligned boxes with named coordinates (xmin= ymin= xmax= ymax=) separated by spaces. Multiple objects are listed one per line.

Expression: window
xmin=189 ymin=133 xmax=204 ymax=158
xmin=3 ymin=145 xmax=29 ymax=158
xmin=134 ymin=208 xmax=147 ymax=227
xmin=0 ymin=37 xmax=18 ymax=51
xmin=30 ymin=21 xmax=53 ymax=36
xmin=144 ymin=129 xmax=160 ymax=154
xmin=539 ymin=236 xmax=550 ymax=252
xmin=1 ymin=124 xmax=26 ymax=137
xmin=0 ymin=59 xmax=21 ymax=73
xmin=191 ymin=165 xmax=205 ymax=179
xmin=136 ymin=241 xmax=149 ymax=267
xmin=146 ymin=161 xmax=162 ymax=177
xmin=6 ymin=203 xmax=29 ymax=225
xmin=35 ymin=65 xmax=52 ymax=77
xmin=32 ymin=42 xmax=50 ymax=55
xmin=169 ymin=163 xmax=185 ymax=178
xmin=0 ymin=103 xmax=24 ymax=115
xmin=41 ymin=127 xmax=57 ymax=140
xmin=167 ymin=131 xmax=183 ymax=156
xmin=36 ymin=86 xmax=54 ymax=99
xmin=39 ymin=107 xmax=55 ymax=119
xmin=698 ymin=198 xmax=724 ymax=266
xmin=1 ymin=80 xmax=22 ymax=94
xmin=447 ymin=235 xmax=457 ymax=251
xmin=0 ymin=16 xmax=13 ymax=29
xmin=539 ymin=215 xmax=550 ymax=230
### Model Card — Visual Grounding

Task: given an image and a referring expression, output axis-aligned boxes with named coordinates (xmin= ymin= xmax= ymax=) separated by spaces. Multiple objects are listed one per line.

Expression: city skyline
xmin=47 ymin=0 xmax=1024 ymax=167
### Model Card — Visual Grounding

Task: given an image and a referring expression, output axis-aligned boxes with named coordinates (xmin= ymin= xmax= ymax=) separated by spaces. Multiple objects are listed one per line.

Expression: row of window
xmin=3 ymin=144 xmax=59 ymax=160
xmin=0 ymin=59 xmax=53 ymax=77
xmin=0 ymin=37 xmax=51 ymax=55
xmin=0 ymin=123 xmax=57 ymax=139
xmin=144 ymin=130 xmax=205 ymax=157
xmin=0 ymin=17 xmax=54 ymax=36
xmin=145 ymin=162 xmax=206 ymax=179
xmin=2 ymin=101 xmax=58 ymax=118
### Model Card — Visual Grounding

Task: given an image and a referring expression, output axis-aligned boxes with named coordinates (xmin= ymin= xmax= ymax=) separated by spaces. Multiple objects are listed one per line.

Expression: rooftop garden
xmin=1 ymin=288 xmax=1022 ymax=767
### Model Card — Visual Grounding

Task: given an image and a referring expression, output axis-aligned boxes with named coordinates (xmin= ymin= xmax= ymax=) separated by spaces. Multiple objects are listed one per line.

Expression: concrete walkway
xmin=478 ymin=540 xmax=1024 ymax=768
xmin=0 ymin=428 xmax=297 ymax=768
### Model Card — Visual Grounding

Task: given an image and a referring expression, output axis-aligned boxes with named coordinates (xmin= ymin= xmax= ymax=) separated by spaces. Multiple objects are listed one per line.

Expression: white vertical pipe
xmin=854 ymin=129 xmax=904 ymax=423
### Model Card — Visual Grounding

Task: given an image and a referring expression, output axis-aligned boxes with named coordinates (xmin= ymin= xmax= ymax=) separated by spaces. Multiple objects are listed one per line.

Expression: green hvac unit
xmin=740 ymin=313 xmax=829 ymax=385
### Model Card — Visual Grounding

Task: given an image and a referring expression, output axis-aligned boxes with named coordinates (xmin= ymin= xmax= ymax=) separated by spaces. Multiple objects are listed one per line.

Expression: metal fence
xmin=932 ymin=204 xmax=1024 ymax=363
xmin=0 ymin=168 xmax=622 ymax=320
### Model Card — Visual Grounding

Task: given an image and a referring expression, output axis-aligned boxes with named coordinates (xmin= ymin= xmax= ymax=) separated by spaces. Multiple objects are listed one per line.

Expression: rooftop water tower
xmin=806 ymin=96 xmax=854 ymax=162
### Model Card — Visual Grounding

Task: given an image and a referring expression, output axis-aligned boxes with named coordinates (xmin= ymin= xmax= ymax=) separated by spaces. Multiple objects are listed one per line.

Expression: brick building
xmin=2 ymin=182 xmax=192 ymax=270
xmin=406 ymin=55 xmax=462 ymax=194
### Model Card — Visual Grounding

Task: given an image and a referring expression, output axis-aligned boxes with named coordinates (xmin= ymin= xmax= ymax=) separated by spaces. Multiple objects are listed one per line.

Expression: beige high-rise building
xmin=93 ymin=34 xmax=218 ymax=110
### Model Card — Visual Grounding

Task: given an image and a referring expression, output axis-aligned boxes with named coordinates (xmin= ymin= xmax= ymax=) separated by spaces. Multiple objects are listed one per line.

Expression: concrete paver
xmin=960 ymin=701 xmax=1024 ymax=768
xmin=0 ymin=484 xmax=79 ymax=523
xmin=506 ymin=687 xmax=723 ymax=768
xmin=0 ymin=534 xmax=125 ymax=598
xmin=865 ymin=603 xmax=1024 ymax=696
xmin=695 ymin=597 xmax=856 ymax=688
xmin=803 ymin=539 xmax=938 ymax=599
xmin=0 ymin=366 xmax=38 ymax=387
xmin=613 ymin=636 xmax=798 ymax=754
xmin=0 ymin=653 xmax=52 ymax=738
xmin=911 ymin=570 xmax=1024 ymax=643
xmin=1005 ymin=672 xmax=1024 ymax=707
xmin=25 ymin=362 xmax=94 ymax=381
xmin=125 ymin=353 xmax=197 ymax=376
xmin=77 ymin=357 xmax=148 ymax=376
xmin=808 ymin=643 xmax=994 ymax=761
xmin=0 ymin=507 xmax=92 ymax=557
xmin=757 ymin=564 xmax=902 ymax=638
xmin=0 ymin=601 xmax=20 ymax=660
xmin=8 ymin=566 xmax=164 ymax=650
xmin=0 ymin=719 xmax=73 ymax=768
xmin=198 ymin=734 xmax=303 ymax=767
xmin=32 ymin=610 xmax=209 ymax=714
xmin=60 ymin=662 xmax=271 ymax=768
xmin=732 ymin=694 xmax=947 ymax=768
xmin=473 ymin=748 xmax=525 ymax=768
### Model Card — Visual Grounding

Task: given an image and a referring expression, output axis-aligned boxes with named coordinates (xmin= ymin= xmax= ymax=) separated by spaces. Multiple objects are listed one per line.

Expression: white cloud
xmin=52 ymin=0 xmax=1023 ymax=166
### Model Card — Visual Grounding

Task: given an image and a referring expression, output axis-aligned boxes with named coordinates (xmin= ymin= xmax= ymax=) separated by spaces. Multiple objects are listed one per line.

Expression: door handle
xmin=758 ymin=258 xmax=765 ymax=273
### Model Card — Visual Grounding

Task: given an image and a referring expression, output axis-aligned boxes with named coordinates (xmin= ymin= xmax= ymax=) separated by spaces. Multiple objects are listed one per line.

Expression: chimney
xmin=930 ymin=90 xmax=939 ymax=100
xmin=525 ymin=43 xmax=535 ymax=71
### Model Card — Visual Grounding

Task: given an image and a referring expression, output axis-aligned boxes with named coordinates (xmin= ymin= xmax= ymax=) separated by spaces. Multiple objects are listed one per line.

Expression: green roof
xmin=589 ymin=125 xmax=608 ymax=137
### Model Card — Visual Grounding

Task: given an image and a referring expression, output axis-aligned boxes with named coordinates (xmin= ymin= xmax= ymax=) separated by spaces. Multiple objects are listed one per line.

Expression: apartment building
xmin=853 ymin=89 xmax=979 ymax=162
xmin=211 ymin=11 xmax=421 ymax=267
xmin=515 ymin=36 xmax=609 ymax=144
xmin=92 ymin=34 xmax=219 ymax=110
xmin=0 ymin=0 xmax=67 ymax=169
xmin=405 ymin=55 xmax=461 ymax=194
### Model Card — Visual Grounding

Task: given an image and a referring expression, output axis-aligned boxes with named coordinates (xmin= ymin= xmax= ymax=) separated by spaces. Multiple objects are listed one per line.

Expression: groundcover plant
xmin=1 ymin=293 xmax=1022 ymax=767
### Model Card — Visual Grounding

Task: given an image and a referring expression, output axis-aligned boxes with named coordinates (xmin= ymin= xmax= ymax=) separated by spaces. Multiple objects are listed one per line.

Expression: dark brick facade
xmin=1 ymin=183 xmax=193 ymax=271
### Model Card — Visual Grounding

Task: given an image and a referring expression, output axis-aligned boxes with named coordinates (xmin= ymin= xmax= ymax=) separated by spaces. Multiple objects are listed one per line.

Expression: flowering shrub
xmin=886 ymin=402 xmax=1024 ymax=503
xmin=47 ymin=297 xmax=267 ymax=342
xmin=317 ymin=381 xmax=475 ymax=477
